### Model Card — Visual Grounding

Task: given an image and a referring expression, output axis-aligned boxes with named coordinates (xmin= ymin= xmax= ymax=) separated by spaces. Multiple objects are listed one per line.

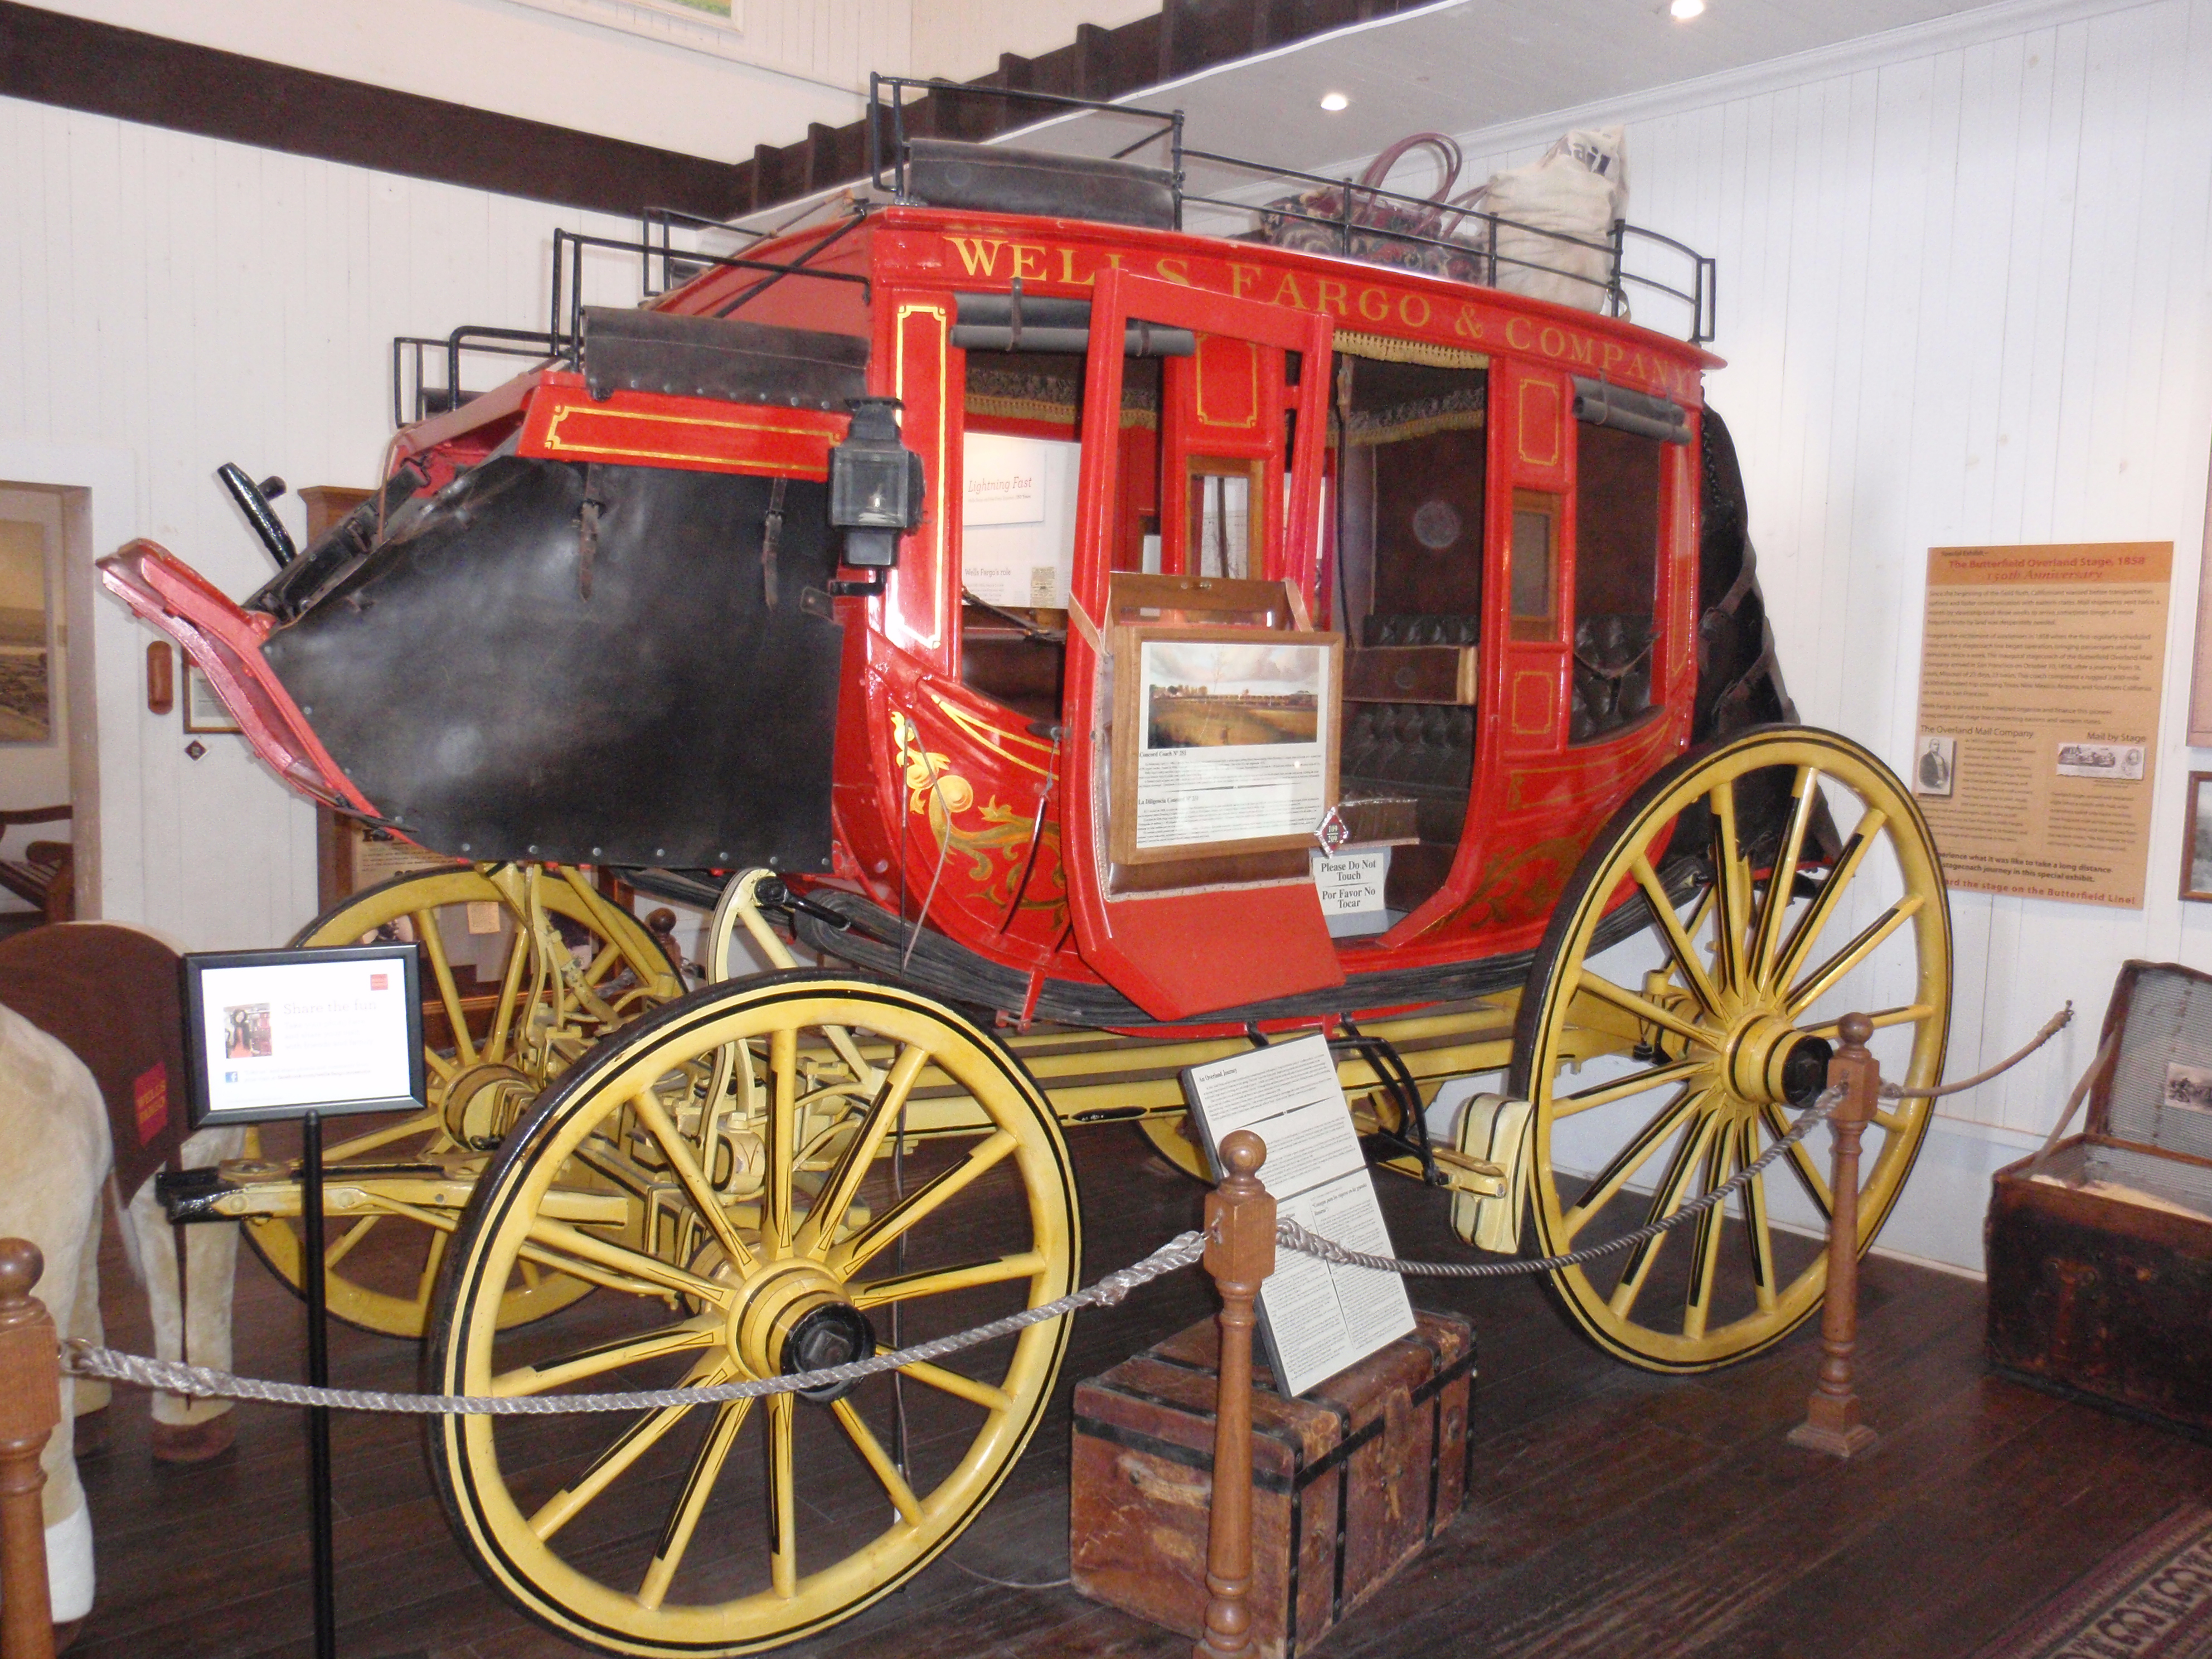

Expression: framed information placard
xmin=1109 ymin=623 xmax=1342 ymax=867
xmin=1182 ymin=1033 xmax=1415 ymax=1396
xmin=181 ymin=944 xmax=425 ymax=1127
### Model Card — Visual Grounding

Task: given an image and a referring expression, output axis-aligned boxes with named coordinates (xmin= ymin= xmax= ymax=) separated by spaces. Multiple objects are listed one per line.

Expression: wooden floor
xmin=68 ymin=1125 xmax=2212 ymax=1659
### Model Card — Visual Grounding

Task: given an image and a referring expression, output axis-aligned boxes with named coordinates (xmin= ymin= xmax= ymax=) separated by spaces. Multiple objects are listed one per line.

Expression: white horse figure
xmin=0 ymin=924 xmax=244 ymax=1636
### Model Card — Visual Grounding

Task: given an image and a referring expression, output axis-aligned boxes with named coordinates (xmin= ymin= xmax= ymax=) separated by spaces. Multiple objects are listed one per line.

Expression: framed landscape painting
xmin=0 ymin=520 xmax=53 ymax=744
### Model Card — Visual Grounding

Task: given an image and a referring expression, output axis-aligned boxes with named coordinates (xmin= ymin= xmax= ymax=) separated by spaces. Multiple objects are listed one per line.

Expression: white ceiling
xmin=734 ymin=0 xmax=2020 ymax=230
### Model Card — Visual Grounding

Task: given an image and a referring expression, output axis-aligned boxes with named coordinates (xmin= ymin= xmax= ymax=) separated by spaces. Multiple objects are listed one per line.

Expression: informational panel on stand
xmin=181 ymin=943 xmax=426 ymax=1127
xmin=1182 ymin=1033 xmax=1415 ymax=1396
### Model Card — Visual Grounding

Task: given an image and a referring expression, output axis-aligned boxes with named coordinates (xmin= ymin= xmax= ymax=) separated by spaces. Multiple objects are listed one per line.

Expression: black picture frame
xmin=181 ymin=943 xmax=426 ymax=1127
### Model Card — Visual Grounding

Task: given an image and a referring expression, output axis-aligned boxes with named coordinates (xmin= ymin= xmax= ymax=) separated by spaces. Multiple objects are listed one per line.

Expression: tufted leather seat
xmin=1365 ymin=613 xmax=1481 ymax=648
xmin=1570 ymin=613 xmax=1656 ymax=744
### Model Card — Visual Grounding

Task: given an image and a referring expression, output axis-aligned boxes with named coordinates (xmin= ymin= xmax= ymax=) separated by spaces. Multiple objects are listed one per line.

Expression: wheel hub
xmin=441 ymin=1063 xmax=534 ymax=1149
xmin=1725 ymin=1013 xmax=1833 ymax=1107
xmin=728 ymin=1260 xmax=875 ymax=1405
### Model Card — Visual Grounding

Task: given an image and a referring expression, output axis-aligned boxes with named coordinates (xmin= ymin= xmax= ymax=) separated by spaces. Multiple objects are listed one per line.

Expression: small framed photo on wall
xmin=2182 ymin=773 xmax=2212 ymax=903
xmin=182 ymin=664 xmax=242 ymax=734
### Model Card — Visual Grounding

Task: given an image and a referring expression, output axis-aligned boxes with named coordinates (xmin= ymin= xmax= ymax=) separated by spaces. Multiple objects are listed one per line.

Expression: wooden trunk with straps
xmin=1069 ymin=1308 xmax=1473 ymax=1658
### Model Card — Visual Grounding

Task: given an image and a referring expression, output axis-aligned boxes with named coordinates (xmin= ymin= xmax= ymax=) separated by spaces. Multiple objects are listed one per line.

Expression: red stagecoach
xmin=105 ymin=89 xmax=1950 ymax=1656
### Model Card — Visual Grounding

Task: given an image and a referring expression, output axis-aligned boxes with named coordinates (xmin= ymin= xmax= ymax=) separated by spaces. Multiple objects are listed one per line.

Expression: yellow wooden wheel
xmin=425 ymin=972 xmax=1079 ymax=1657
xmin=245 ymin=863 xmax=683 ymax=1337
xmin=1510 ymin=726 xmax=1951 ymax=1372
xmin=1136 ymin=1114 xmax=1212 ymax=1180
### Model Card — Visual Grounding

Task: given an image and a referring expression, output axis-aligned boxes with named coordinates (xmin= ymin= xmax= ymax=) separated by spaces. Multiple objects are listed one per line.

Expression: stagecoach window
xmin=1510 ymin=491 xmax=1560 ymax=642
xmin=1187 ymin=458 xmax=1258 ymax=580
xmin=1569 ymin=422 xmax=1663 ymax=745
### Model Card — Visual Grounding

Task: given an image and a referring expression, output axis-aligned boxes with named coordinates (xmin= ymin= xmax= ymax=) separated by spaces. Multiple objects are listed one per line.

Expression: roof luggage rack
xmin=864 ymin=74 xmax=1716 ymax=344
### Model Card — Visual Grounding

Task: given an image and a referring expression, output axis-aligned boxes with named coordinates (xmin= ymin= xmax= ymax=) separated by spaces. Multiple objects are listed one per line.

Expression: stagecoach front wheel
xmin=1511 ymin=726 xmax=1951 ymax=1372
xmin=245 ymin=864 xmax=682 ymax=1337
xmin=425 ymin=972 xmax=1079 ymax=1657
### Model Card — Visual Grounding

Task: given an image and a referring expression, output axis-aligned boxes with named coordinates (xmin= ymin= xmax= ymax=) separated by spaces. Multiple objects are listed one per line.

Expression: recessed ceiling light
xmin=1670 ymin=0 xmax=1705 ymax=17
xmin=1319 ymin=91 xmax=1350 ymax=112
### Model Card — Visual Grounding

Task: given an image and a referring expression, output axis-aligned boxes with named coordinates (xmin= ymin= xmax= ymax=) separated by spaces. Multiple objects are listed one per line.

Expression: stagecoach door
xmin=1057 ymin=269 xmax=1342 ymax=1022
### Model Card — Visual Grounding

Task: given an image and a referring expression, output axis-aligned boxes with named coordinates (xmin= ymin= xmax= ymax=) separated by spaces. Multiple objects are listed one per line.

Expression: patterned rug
xmin=1977 ymin=1505 xmax=2212 ymax=1658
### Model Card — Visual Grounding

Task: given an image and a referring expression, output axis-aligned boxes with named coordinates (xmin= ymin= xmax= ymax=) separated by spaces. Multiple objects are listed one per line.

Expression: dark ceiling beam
xmin=0 ymin=0 xmax=754 ymax=219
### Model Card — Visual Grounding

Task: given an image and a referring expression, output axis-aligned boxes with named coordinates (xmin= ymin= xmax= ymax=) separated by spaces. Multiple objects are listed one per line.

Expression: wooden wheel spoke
xmin=1760 ymin=1102 xmax=1833 ymax=1219
xmin=323 ymin=1111 xmax=440 ymax=1162
xmin=831 ymin=1399 xmax=923 ymax=1526
xmin=1683 ymin=1127 xmax=1737 ymax=1340
xmin=766 ymin=1394 xmax=798 ymax=1599
xmin=323 ymin=1215 xmax=381 ymax=1270
xmin=1710 ymin=782 xmax=1751 ymax=994
xmin=765 ymin=1030 xmax=797 ymax=1257
xmin=1564 ymin=1088 xmax=1711 ymax=1239
xmin=638 ymin=1396 xmax=753 ymax=1611
xmin=1786 ymin=897 xmax=1923 ymax=1018
xmin=894 ymin=1355 xmax=1012 ymax=1413
xmin=1736 ymin=1118 xmax=1777 ymax=1313
xmin=1751 ymin=767 xmax=1818 ymax=987
xmin=631 ymin=1089 xmax=758 ymax=1277
xmin=1575 ymin=970 xmax=1717 ymax=1052
xmin=484 ymin=921 xmax=531 ymax=1066
xmin=413 ymin=1229 xmax=447 ymax=1307
xmin=523 ymin=1215 xmax=731 ymax=1307
xmin=424 ymin=1048 xmax=458 ymax=1084
xmin=492 ymin=1314 xmax=721 ymax=1398
xmin=1802 ymin=1002 xmax=1934 ymax=1039
xmin=1558 ymin=1056 xmax=1708 ymax=1118
xmin=532 ymin=1359 xmax=730 ymax=1542
xmin=1632 ymin=855 xmax=1724 ymax=1016
xmin=1772 ymin=810 xmax=1885 ymax=992
xmin=828 ymin=1130 xmax=1019 ymax=1277
xmin=794 ymin=1044 xmax=932 ymax=1259
xmin=849 ymin=1252 xmax=1046 ymax=1311
xmin=414 ymin=909 xmax=479 ymax=1068
xmin=1608 ymin=1109 xmax=1720 ymax=1317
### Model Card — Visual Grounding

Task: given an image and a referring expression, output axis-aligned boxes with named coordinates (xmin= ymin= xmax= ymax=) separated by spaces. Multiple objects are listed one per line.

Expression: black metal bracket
xmin=827 ymin=574 xmax=887 ymax=596
xmin=755 ymin=876 xmax=853 ymax=932
xmin=1332 ymin=1021 xmax=1449 ymax=1188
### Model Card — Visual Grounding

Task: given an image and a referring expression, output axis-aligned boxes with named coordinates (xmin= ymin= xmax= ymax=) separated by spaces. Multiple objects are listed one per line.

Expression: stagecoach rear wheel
xmin=245 ymin=864 xmax=682 ymax=1337
xmin=1136 ymin=1113 xmax=1213 ymax=1180
xmin=425 ymin=972 xmax=1079 ymax=1657
xmin=1510 ymin=726 xmax=1951 ymax=1372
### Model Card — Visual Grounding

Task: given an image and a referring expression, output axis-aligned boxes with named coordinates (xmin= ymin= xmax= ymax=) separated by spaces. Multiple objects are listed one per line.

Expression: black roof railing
xmin=862 ymin=73 xmax=1715 ymax=345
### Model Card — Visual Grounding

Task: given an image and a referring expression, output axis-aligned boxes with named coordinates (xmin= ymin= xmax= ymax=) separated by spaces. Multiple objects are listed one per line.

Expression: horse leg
xmin=129 ymin=1126 xmax=243 ymax=1464
xmin=65 ymin=1210 xmax=110 ymax=1458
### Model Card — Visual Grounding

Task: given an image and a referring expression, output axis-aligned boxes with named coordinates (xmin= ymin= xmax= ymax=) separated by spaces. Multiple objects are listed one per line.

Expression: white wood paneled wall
xmin=0 ymin=96 xmax=642 ymax=952
xmin=1449 ymin=0 xmax=2212 ymax=1139
xmin=36 ymin=0 xmax=892 ymax=158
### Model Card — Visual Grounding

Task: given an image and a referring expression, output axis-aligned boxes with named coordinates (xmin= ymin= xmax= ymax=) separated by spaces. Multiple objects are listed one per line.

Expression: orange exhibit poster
xmin=1911 ymin=542 xmax=2173 ymax=908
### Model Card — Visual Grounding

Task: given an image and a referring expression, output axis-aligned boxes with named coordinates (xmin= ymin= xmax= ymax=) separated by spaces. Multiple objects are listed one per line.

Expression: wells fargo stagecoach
xmin=102 ymin=85 xmax=1950 ymax=1656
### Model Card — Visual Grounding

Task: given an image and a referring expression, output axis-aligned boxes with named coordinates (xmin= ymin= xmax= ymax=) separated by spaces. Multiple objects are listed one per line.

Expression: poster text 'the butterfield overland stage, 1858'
xmin=1912 ymin=542 xmax=2172 ymax=908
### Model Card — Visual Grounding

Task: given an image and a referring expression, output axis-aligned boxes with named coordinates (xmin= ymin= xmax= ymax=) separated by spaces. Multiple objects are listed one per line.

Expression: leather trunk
xmin=1069 ymin=1309 xmax=1474 ymax=1658
xmin=1986 ymin=959 xmax=2212 ymax=1438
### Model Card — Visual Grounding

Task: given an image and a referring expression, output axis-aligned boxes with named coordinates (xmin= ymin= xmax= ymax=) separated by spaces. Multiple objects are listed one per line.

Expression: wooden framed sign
xmin=1108 ymin=623 xmax=1341 ymax=867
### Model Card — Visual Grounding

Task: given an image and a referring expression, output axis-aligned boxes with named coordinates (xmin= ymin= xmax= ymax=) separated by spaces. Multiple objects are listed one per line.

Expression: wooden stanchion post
xmin=0 ymin=1238 xmax=61 ymax=1659
xmin=1196 ymin=1131 xmax=1275 ymax=1659
xmin=1788 ymin=1012 xmax=1880 ymax=1459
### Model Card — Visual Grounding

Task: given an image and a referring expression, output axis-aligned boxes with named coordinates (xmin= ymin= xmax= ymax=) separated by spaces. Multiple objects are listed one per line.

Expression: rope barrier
xmin=1881 ymin=1002 xmax=2071 ymax=1099
xmin=60 ymin=1004 xmax=2073 ymax=1417
xmin=1281 ymin=1079 xmax=1845 ymax=1279
xmin=64 ymin=1231 xmax=1207 ymax=1415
